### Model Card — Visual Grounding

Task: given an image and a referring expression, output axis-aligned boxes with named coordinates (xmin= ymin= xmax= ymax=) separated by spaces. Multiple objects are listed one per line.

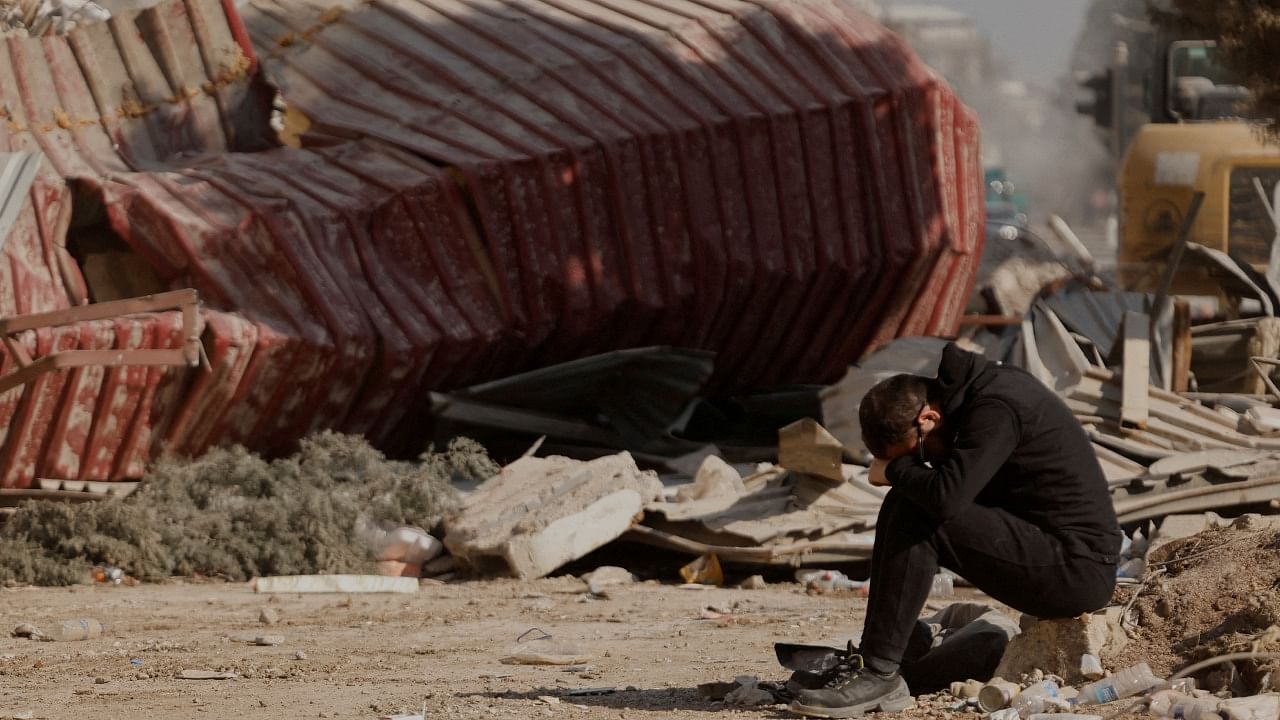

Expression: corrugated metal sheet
xmin=0 ymin=0 xmax=982 ymax=485
xmin=0 ymin=151 xmax=42 ymax=251
xmin=244 ymin=0 xmax=984 ymax=385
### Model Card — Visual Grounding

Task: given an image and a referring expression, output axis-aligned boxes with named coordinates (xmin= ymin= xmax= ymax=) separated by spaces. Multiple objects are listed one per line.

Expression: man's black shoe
xmin=788 ymin=651 xmax=914 ymax=719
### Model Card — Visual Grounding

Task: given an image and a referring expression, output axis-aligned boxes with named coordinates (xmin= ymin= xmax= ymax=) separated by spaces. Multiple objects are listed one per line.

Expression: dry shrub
xmin=0 ymin=432 xmax=494 ymax=586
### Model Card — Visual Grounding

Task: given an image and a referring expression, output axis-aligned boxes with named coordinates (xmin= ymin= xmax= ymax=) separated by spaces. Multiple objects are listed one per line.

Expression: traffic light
xmin=1076 ymin=70 xmax=1113 ymax=128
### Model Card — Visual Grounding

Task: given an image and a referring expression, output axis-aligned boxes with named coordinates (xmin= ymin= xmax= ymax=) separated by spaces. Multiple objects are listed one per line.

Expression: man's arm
xmin=885 ymin=398 xmax=1019 ymax=522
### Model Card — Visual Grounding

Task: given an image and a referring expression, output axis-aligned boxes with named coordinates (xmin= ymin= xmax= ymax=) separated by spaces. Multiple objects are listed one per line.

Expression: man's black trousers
xmin=859 ymin=489 xmax=1118 ymax=667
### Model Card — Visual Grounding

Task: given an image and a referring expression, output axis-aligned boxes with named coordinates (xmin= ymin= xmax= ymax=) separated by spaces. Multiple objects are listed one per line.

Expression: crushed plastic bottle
xmin=46 ymin=619 xmax=105 ymax=642
xmin=499 ymin=628 xmax=590 ymax=666
xmin=798 ymin=571 xmax=953 ymax=597
xmin=1013 ymin=681 xmax=1061 ymax=717
xmin=795 ymin=569 xmax=863 ymax=592
xmin=931 ymin=572 xmax=955 ymax=598
xmin=1149 ymin=691 xmax=1220 ymax=720
xmin=1077 ymin=662 xmax=1160 ymax=705
xmin=1220 ymin=694 xmax=1280 ymax=720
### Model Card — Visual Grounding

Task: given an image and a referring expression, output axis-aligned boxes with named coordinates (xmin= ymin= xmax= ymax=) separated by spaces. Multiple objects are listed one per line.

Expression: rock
xmin=11 ymin=711 xmax=34 ymax=720
xmin=582 ymin=566 xmax=635 ymax=591
xmin=263 ymin=667 xmax=286 ymax=679
xmin=737 ymin=575 xmax=767 ymax=590
xmin=259 ymin=608 xmax=280 ymax=625
xmin=778 ymin=419 xmax=846 ymax=483
xmin=294 ymin=650 xmax=307 ymax=660
xmin=422 ymin=555 xmax=456 ymax=577
xmin=724 ymin=676 xmax=774 ymax=707
xmin=254 ymin=635 xmax=285 ymax=646
xmin=443 ymin=453 xmax=663 ymax=579
xmin=94 ymin=677 xmax=108 ymax=684
xmin=993 ymin=609 xmax=1127 ymax=684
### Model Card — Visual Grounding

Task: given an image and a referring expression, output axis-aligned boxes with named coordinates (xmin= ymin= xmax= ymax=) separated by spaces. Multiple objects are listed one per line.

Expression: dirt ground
xmin=0 ymin=575 xmax=928 ymax=720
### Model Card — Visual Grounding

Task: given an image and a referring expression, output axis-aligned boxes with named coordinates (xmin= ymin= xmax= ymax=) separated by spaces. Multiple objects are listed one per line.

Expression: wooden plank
xmin=1121 ymin=311 xmax=1150 ymax=429
xmin=1172 ymin=299 xmax=1192 ymax=393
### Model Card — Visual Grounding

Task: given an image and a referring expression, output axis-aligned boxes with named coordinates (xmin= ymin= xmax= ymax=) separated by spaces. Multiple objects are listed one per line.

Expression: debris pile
xmin=1111 ymin=519 xmax=1280 ymax=692
xmin=0 ymin=432 xmax=486 ymax=586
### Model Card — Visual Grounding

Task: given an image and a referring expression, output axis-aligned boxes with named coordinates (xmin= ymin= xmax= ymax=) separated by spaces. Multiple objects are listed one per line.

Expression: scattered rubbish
xmin=797 ymin=568 xmax=860 ymax=593
xmin=1080 ymin=653 xmax=1104 ymax=680
xmin=679 ymin=554 xmax=724 ymax=586
xmin=129 ymin=659 xmax=143 ymax=668
xmin=1012 ymin=680 xmax=1061 ymax=717
xmin=738 ymin=575 xmax=767 ymax=590
xmin=990 ymin=709 xmax=1020 ymax=720
xmin=366 ymin=525 xmax=444 ymax=565
xmin=499 ymin=629 xmax=591 ymax=666
xmin=444 ymin=453 xmax=662 ymax=580
xmin=724 ymin=676 xmax=774 ymax=707
xmin=637 ymin=462 xmax=880 ymax=565
xmin=1150 ymin=690 xmax=1221 ymax=720
xmin=1075 ymin=662 xmax=1159 ymax=705
xmin=252 ymin=575 xmax=419 ymax=594
xmin=259 ymin=608 xmax=280 ymax=625
xmin=44 ymin=619 xmax=104 ymax=642
xmin=177 ymin=670 xmax=238 ymax=680
xmin=9 ymin=711 xmax=34 ymax=720
xmin=978 ymin=679 xmax=1021 ymax=712
xmin=949 ymin=679 xmax=984 ymax=700
xmin=1220 ymin=694 xmax=1280 ymax=720
xmin=92 ymin=565 xmax=124 ymax=584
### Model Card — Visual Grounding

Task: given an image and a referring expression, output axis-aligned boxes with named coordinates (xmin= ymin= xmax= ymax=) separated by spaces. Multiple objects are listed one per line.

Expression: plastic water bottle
xmin=930 ymin=572 xmax=955 ymax=598
xmin=1077 ymin=663 xmax=1160 ymax=705
xmin=46 ymin=619 xmax=105 ymax=642
xmin=1013 ymin=681 xmax=1061 ymax=717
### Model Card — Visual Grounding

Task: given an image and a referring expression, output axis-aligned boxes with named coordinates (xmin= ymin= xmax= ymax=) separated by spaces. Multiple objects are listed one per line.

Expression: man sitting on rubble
xmin=789 ymin=342 xmax=1122 ymax=719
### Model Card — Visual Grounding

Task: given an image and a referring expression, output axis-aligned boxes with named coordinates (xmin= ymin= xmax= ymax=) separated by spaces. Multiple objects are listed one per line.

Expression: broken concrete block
xmin=443 ymin=452 xmax=663 ymax=579
xmin=993 ymin=609 xmax=1127 ymax=685
xmin=778 ymin=419 xmax=846 ymax=483
xmin=258 ymin=608 xmax=280 ymax=625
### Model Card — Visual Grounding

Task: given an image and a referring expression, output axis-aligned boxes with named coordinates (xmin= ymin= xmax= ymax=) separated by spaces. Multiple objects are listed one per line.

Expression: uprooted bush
xmin=0 ymin=432 xmax=496 ymax=586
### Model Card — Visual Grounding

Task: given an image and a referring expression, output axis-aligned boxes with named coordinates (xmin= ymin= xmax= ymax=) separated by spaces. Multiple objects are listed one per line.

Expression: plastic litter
xmin=499 ymin=628 xmax=591 ymax=666
xmin=1013 ymin=681 xmax=1060 ymax=717
xmin=45 ymin=619 xmax=105 ymax=642
xmin=1076 ymin=662 xmax=1160 ymax=705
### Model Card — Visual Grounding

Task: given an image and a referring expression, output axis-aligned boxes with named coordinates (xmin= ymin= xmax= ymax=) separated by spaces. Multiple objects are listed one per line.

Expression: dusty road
xmin=0 ymin=576 xmax=933 ymax=720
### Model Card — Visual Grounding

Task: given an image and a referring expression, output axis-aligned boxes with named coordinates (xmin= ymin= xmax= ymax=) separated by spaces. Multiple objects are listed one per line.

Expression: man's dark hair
xmin=859 ymin=374 xmax=941 ymax=459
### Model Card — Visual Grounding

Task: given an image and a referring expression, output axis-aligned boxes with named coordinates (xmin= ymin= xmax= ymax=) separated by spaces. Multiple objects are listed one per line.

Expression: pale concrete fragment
xmin=778 ymin=419 xmax=846 ymax=483
xmin=252 ymin=575 xmax=418 ymax=594
xmin=443 ymin=452 xmax=663 ymax=579
xmin=993 ymin=608 xmax=1126 ymax=684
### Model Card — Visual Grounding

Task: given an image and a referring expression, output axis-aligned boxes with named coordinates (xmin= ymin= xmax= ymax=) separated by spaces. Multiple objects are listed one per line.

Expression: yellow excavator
xmin=1082 ymin=39 xmax=1280 ymax=302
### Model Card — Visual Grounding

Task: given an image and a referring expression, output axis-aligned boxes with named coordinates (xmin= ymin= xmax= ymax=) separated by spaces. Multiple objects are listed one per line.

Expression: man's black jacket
xmin=886 ymin=343 xmax=1122 ymax=564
